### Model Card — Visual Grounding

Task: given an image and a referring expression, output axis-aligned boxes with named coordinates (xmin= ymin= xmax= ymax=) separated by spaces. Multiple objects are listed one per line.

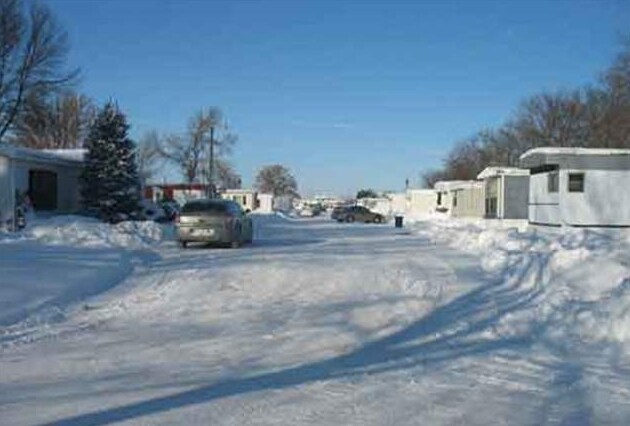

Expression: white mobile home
xmin=434 ymin=180 xmax=485 ymax=218
xmin=520 ymin=147 xmax=630 ymax=227
xmin=387 ymin=192 xmax=407 ymax=215
xmin=477 ymin=167 xmax=529 ymax=220
xmin=0 ymin=146 xmax=83 ymax=228
xmin=405 ymin=189 xmax=436 ymax=217
xmin=221 ymin=189 xmax=257 ymax=212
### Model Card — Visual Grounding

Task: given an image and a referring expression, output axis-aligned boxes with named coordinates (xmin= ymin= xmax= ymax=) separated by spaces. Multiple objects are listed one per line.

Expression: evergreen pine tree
xmin=80 ymin=102 xmax=141 ymax=222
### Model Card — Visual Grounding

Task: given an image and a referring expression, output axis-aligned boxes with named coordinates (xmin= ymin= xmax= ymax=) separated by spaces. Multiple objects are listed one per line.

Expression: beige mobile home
xmin=434 ymin=180 xmax=484 ymax=218
xmin=434 ymin=180 xmax=484 ymax=217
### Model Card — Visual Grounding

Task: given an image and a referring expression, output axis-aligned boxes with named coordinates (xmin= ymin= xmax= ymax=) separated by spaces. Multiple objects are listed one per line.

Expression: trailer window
xmin=568 ymin=173 xmax=585 ymax=193
xmin=547 ymin=172 xmax=558 ymax=193
xmin=437 ymin=192 xmax=442 ymax=206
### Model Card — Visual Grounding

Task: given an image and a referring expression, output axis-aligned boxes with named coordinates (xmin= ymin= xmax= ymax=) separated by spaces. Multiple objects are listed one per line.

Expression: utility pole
xmin=208 ymin=125 xmax=215 ymax=198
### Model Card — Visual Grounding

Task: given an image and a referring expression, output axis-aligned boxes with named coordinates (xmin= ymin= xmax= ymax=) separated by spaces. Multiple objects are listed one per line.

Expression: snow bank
xmin=23 ymin=215 xmax=173 ymax=249
xmin=0 ymin=215 xmax=170 ymax=339
xmin=413 ymin=219 xmax=630 ymax=356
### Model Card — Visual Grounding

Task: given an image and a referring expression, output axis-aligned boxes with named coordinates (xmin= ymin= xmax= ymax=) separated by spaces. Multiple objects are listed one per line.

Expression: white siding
xmin=528 ymin=172 xmax=560 ymax=225
xmin=257 ymin=194 xmax=274 ymax=213
xmin=451 ymin=184 xmax=484 ymax=218
xmin=406 ymin=189 xmax=436 ymax=216
xmin=561 ymin=169 xmax=630 ymax=226
xmin=12 ymin=159 xmax=82 ymax=213
xmin=388 ymin=193 xmax=407 ymax=215
xmin=221 ymin=191 xmax=257 ymax=211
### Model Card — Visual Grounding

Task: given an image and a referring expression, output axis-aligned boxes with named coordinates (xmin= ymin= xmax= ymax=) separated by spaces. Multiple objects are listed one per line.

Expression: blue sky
xmin=47 ymin=0 xmax=629 ymax=197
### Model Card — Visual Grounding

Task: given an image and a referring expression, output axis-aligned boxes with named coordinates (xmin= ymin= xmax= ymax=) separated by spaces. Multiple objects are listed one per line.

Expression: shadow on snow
xmin=45 ymin=254 xmax=548 ymax=426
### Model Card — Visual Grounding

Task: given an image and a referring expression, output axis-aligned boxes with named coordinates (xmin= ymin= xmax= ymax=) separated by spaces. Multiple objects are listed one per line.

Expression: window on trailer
xmin=568 ymin=173 xmax=585 ymax=193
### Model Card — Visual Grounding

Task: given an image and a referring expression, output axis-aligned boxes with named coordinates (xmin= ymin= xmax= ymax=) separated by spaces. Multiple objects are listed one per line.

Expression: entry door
xmin=29 ymin=170 xmax=58 ymax=211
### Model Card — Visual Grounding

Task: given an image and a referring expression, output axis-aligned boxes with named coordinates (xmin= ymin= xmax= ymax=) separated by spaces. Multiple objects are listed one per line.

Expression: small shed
xmin=434 ymin=180 xmax=485 ymax=218
xmin=520 ymin=147 xmax=630 ymax=227
xmin=477 ymin=167 xmax=529 ymax=220
xmin=0 ymin=145 xmax=84 ymax=228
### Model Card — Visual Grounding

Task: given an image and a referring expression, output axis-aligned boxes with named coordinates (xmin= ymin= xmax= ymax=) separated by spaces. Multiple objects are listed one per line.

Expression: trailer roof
xmin=477 ymin=166 xmax=529 ymax=179
xmin=520 ymin=147 xmax=630 ymax=170
xmin=0 ymin=145 xmax=84 ymax=167
xmin=434 ymin=180 xmax=482 ymax=191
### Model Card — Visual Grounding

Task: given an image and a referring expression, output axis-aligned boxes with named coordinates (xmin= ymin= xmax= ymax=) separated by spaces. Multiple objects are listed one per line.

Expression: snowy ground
xmin=1 ymin=214 xmax=630 ymax=425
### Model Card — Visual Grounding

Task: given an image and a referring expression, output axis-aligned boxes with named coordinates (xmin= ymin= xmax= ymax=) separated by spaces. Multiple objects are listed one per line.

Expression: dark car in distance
xmin=335 ymin=206 xmax=385 ymax=223
xmin=331 ymin=206 xmax=350 ymax=221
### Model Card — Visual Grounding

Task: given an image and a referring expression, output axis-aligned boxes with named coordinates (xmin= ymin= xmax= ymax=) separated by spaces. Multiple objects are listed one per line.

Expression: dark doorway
xmin=29 ymin=169 xmax=58 ymax=211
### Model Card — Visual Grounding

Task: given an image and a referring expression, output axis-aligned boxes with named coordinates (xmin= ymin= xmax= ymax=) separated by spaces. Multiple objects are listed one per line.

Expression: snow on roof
xmin=0 ymin=144 xmax=84 ymax=166
xmin=434 ymin=180 xmax=482 ymax=191
xmin=41 ymin=149 xmax=86 ymax=162
xmin=520 ymin=147 xmax=630 ymax=160
xmin=477 ymin=166 xmax=529 ymax=179
xmin=520 ymin=147 xmax=630 ymax=169
xmin=222 ymin=188 xmax=256 ymax=195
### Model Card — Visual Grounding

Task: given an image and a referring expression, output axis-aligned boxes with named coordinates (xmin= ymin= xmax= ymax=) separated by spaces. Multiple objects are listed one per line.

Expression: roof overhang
xmin=477 ymin=167 xmax=529 ymax=179
xmin=434 ymin=180 xmax=481 ymax=191
xmin=0 ymin=145 xmax=84 ymax=167
xmin=520 ymin=147 xmax=630 ymax=170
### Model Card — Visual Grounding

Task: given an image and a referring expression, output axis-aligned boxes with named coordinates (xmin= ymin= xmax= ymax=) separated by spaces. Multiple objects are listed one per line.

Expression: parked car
xmin=335 ymin=206 xmax=385 ymax=223
xmin=176 ymin=199 xmax=253 ymax=248
xmin=331 ymin=206 xmax=350 ymax=221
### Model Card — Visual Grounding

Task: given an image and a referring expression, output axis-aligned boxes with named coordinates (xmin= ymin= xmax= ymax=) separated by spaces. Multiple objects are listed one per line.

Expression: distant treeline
xmin=423 ymin=42 xmax=630 ymax=187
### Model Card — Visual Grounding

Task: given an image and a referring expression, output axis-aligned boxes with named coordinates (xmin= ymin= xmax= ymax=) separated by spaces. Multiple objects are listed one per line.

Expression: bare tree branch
xmin=0 ymin=0 xmax=78 ymax=142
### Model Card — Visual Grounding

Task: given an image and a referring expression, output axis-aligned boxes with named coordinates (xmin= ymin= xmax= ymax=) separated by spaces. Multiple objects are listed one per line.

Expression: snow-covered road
xmin=2 ymin=215 xmax=630 ymax=425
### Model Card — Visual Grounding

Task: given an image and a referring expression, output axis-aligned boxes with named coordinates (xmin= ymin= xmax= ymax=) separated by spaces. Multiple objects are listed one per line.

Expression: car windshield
xmin=181 ymin=200 xmax=230 ymax=214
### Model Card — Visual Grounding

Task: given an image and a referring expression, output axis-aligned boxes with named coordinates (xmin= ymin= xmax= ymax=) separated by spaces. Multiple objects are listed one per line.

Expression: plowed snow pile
xmin=25 ymin=215 xmax=171 ymax=248
xmin=415 ymin=218 xmax=630 ymax=357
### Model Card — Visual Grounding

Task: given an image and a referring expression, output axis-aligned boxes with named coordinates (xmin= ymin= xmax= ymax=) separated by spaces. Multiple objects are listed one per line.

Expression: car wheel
xmin=346 ymin=215 xmax=355 ymax=223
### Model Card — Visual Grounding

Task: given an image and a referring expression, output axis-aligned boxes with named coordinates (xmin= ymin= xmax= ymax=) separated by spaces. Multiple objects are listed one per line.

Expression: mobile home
xmin=520 ymin=147 xmax=630 ymax=227
xmin=221 ymin=189 xmax=258 ymax=211
xmin=434 ymin=180 xmax=484 ymax=218
xmin=477 ymin=167 xmax=529 ymax=220
xmin=405 ymin=189 xmax=437 ymax=217
xmin=0 ymin=146 xmax=84 ymax=229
